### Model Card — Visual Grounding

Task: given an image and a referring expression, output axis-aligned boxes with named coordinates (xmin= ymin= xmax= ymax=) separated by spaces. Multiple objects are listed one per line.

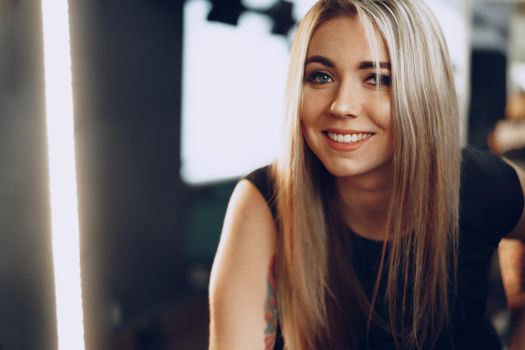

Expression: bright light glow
xmin=511 ymin=62 xmax=525 ymax=91
xmin=291 ymin=0 xmax=317 ymax=20
xmin=425 ymin=0 xmax=470 ymax=143
xmin=241 ymin=0 xmax=276 ymax=10
xmin=40 ymin=1 xmax=85 ymax=349
xmin=181 ymin=0 xmax=288 ymax=184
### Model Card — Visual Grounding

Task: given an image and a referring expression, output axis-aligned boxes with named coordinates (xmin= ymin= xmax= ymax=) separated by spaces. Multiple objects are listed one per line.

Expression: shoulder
xmin=461 ymin=145 xmax=517 ymax=180
xmin=244 ymin=165 xmax=277 ymax=219
xmin=209 ymin=176 xmax=277 ymax=349
xmin=460 ymin=145 xmax=525 ymax=238
xmin=502 ymin=161 xmax=525 ymax=239
xmin=215 ymin=176 xmax=277 ymax=247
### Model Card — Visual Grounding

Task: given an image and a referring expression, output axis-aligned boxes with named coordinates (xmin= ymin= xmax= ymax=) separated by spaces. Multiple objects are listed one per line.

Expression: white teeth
xmin=327 ymin=132 xmax=373 ymax=144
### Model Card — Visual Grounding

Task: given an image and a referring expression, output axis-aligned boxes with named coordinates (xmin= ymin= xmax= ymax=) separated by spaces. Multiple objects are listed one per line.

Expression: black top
xmin=244 ymin=146 xmax=524 ymax=350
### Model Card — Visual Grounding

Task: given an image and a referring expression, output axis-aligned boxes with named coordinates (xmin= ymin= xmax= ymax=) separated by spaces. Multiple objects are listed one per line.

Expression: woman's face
xmin=301 ymin=16 xmax=393 ymax=179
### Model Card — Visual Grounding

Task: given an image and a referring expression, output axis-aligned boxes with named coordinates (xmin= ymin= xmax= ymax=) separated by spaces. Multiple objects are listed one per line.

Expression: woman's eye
xmin=307 ymin=72 xmax=333 ymax=84
xmin=366 ymin=74 xmax=392 ymax=87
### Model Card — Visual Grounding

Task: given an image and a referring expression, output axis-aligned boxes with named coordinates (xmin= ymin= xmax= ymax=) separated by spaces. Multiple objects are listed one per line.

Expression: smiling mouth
xmin=323 ymin=131 xmax=374 ymax=144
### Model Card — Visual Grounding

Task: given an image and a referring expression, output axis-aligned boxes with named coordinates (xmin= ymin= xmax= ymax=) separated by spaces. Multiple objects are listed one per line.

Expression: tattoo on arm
xmin=264 ymin=255 xmax=278 ymax=350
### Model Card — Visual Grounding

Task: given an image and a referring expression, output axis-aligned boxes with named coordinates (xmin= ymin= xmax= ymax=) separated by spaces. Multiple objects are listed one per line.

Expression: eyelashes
xmin=304 ymin=71 xmax=392 ymax=88
xmin=305 ymin=71 xmax=333 ymax=84
xmin=365 ymin=74 xmax=392 ymax=87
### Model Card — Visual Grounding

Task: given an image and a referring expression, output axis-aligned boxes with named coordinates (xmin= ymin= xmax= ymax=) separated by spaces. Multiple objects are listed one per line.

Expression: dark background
xmin=1 ymin=0 xmax=232 ymax=349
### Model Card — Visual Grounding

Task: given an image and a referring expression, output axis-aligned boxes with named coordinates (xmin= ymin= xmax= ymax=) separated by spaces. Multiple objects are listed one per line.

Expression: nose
xmin=329 ymin=80 xmax=362 ymax=118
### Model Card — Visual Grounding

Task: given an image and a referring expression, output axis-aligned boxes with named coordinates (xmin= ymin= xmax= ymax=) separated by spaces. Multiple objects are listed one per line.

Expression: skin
xmin=488 ymin=111 xmax=525 ymax=348
xmin=499 ymin=238 xmax=525 ymax=350
xmin=498 ymin=162 xmax=525 ymax=350
xmin=301 ymin=16 xmax=393 ymax=239
xmin=208 ymin=14 xmax=525 ymax=350
xmin=209 ymin=180 xmax=277 ymax=350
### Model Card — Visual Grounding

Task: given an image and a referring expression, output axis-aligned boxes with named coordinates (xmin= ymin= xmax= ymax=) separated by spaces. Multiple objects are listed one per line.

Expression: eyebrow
xmin=305 ymin=55 xmax=335 ymax=67
xmin=359 ymin=61 xmax=391 ymax=70
xmin=304 ymin=55 xmax=391 ymax=70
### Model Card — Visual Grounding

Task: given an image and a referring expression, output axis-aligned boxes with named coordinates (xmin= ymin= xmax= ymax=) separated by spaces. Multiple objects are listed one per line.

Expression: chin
xmin=318 ymin=159 xmax=360 ymax=177
xmin=320 ymin=157 xmax=393 ymax=179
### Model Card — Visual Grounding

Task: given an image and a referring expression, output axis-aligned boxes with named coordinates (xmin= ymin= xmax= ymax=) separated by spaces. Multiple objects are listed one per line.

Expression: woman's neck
xmin=335 ymin=170 xmax=393 ymax=240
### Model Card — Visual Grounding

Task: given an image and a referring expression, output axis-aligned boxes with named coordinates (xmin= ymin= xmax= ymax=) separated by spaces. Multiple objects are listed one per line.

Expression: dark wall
xmin=70 ymin=0 xmax=228 ymax=349
xmin=71 ymin=0 xmax=188 ymax=348
xmin=468 ymin=50 xmax=507 ymax=150
xmin=0 ymin=0 xmax=239 ymax=349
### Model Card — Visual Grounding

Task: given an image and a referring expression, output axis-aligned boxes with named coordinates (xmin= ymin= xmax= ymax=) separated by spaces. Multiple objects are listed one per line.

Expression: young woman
xmin=209 ymin=0 xmax=525 ymax=349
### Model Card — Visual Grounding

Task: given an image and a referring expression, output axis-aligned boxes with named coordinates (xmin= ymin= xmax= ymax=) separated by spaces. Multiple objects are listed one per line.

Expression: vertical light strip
xmin=40 ymin=1 xmax=85 ymax=350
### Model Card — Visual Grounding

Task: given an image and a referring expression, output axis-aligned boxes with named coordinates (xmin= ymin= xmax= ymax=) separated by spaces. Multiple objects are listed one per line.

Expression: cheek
xmin=300 ymin=92 xmax=314 ymax=124
xmin=299 ymin=100 xmax=320 ymax=150
xmin=300 ymin=90 xmax=330 ymax=126
xmin=372 ymin=99 xmax=393 ymax=131
xmin=380 ymin=103 xmax=394 ymax=153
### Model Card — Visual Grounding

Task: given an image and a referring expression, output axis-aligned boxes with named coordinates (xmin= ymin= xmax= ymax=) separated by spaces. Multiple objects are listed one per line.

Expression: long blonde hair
xmin=273 ymin=1 xmax=461 ymax=349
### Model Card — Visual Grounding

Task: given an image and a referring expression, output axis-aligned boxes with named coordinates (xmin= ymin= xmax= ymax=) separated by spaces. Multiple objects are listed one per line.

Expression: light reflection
xmin=40 ymin=0 xmax=85 ymax=349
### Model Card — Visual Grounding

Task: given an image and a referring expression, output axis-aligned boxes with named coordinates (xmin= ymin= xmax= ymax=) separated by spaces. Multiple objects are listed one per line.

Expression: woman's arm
xmin=209 ymin=180 xmax=278 ymax=350
xmin=498 ymin=239 xmax=525 ymax=350
xmin=499 ymin=162 xmax=525 ymax=350
xmin=504 ymin=163 xmax=525 ymax=240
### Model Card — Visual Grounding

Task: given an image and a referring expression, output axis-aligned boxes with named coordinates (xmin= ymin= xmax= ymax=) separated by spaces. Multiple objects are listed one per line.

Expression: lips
xmin=322 ymin=129 xmax=375 ymax=150
xmin=325 ymin=131 xmax=373 ymax=143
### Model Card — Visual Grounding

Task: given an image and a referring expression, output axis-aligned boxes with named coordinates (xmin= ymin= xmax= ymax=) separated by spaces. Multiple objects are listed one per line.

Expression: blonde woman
xmin=209 ymin=0 xmax=525 ymax=349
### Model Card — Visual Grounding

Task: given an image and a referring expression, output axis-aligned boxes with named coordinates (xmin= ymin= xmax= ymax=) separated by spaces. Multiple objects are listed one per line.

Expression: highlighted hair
xmin=273 ymin=0 xmax=460 ymax=349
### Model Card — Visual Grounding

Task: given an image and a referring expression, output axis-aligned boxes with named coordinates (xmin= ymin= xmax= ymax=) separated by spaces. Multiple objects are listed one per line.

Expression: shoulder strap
xmin=244 ymin=166 xmax=277 ymax=220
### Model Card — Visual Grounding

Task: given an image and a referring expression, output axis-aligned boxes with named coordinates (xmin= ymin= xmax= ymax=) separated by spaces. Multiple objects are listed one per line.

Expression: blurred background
xmin=0 ymin=0 xmax=524 ymax=349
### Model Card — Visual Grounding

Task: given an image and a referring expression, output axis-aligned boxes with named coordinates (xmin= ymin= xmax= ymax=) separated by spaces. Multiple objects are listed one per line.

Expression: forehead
xmin=307 ymin=16 xmax=389 ymax=62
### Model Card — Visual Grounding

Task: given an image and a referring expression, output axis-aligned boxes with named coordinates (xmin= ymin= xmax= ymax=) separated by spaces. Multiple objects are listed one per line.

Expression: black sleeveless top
xmin=245 ymin=146 xmax=524 ymax=350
